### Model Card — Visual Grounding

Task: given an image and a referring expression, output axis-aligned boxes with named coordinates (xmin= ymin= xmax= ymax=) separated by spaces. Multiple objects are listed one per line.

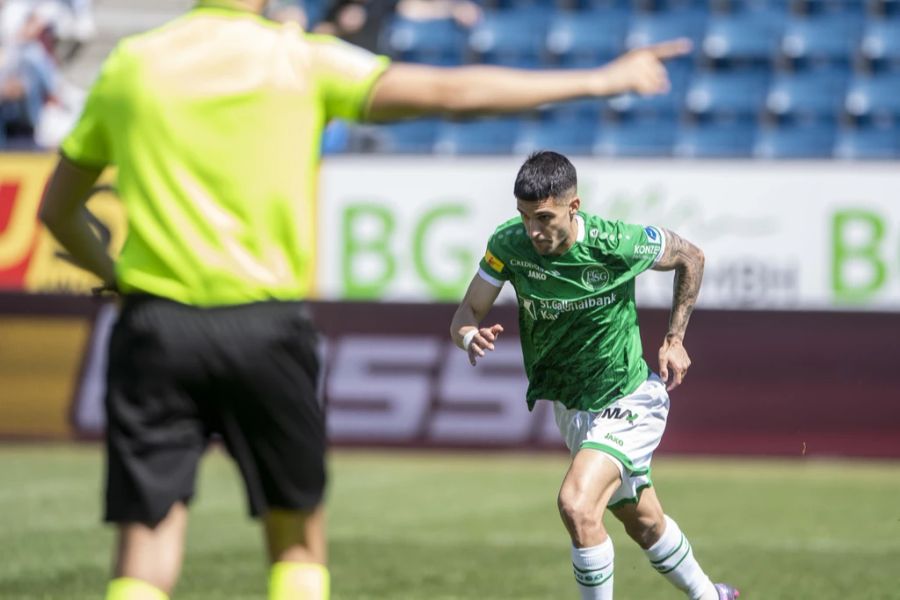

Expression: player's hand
xmin=658 ymin=335 xmax=691 ymax=391
xmin=466 ymin=324 xmax=504 ymax=366
xmin=600 ymin=38 xmax=693 ymax=96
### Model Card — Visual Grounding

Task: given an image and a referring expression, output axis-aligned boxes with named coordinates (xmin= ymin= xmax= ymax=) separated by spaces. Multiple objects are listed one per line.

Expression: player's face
xmin=517 ymin=195 xmax=580 ymax=256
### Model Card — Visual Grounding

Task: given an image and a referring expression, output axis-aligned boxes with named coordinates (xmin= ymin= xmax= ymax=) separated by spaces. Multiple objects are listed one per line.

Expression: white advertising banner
xmin=318 ymin=158 xmax=900 ymax=311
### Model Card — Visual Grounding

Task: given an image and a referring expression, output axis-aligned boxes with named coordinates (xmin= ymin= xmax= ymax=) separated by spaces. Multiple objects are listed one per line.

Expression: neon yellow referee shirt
xmin=61 ymin=5 xmax=390 ymax=306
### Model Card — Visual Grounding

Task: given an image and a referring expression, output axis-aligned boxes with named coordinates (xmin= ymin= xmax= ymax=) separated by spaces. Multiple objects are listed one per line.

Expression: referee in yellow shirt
xmin=39 ymin=1 xmax=687 ymax=598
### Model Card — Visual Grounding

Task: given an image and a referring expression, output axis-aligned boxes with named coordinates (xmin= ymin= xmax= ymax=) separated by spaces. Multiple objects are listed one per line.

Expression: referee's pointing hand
xmin=597 ymin=37 xmax=693 ymax=97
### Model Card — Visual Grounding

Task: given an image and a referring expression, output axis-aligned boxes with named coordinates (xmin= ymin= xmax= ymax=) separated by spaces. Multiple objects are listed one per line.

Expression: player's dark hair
xmin=513 ymin=151 xmax=577 ymax=203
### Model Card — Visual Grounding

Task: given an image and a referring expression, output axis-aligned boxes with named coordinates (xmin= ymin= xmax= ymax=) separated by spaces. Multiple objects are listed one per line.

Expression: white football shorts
xmin=553 ymin=374 xmax=669 ymax=508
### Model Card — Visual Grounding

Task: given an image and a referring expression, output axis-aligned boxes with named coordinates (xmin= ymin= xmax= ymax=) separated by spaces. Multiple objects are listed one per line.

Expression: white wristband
xmin=462 ymin=329 xmax=478 ymax=351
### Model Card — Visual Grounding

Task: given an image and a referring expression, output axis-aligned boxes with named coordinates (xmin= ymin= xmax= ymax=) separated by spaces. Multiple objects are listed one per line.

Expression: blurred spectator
xmin=314 ymin=0 xmax=400 ymax=51
xmin=2 ymin=0 xmax=94 ymax=45
xmin=312 ymin=0 xmax=479 ymax=53
xmin=64 ymin=0 xmax=95 ymax=42
xmin=269 ymin=0 xmax=309 ymax=29
xmin=396 ymin=0 xmax=481 ymax=29
xmin=0 ymin=0 xmax=84 ymax=148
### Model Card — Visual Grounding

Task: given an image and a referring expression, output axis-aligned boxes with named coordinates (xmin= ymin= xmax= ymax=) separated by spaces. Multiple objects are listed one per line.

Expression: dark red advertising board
xmin=2 ymin=294 xmax=898 ymax=458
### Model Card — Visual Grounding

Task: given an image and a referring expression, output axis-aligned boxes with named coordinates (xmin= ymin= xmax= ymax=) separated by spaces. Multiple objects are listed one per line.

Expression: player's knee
xmin=557 ymin=488 xmax=603 ymax=541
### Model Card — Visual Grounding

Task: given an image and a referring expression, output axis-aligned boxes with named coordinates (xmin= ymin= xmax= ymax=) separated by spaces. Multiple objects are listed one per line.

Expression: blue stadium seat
xmin=567 ymin=0 xmax=631 ymax=10
xmin=779 ymin=14 xmax=864 ymax=70
xmin=545 ymin=10 xmax=629 ymax=67
xmin=868 ymin=0 xmax=900 ymax=17
xmin=468 ymin=8 xmax=552 ymax=67
xmin=753 ymin=121 xmax=836 ymax=157
xmin=540 ymin=98 xmax=603 ymax=122
xmin=861 ymin=20 xmax=900 ymax=72
xmin=685 ymin=71 xmax=769 ymax=119
xmin=765 ymin=70 xmax=848 ymax=120
xmin=702 ymin=13 xmax=783 ymax=65
xmin=844 ymin=73 xmax=900 ymax=120
xmin=302 ymin=0 xmax=326 ymax=28
xmin=833 ymin=124 xmax=900 ymax=158
xmin=674 ymin=120 xmax=757 ymax=156
xmin=491 ymin=0 xmax=558 ymax=10
xmin=380 ymin=18 xmax=468 ymax=65
xmin=711 ymin=0 xmax=789 ymax=14
xmin=791 ymin=0 xmax=865 ymax=16
xmin=321 ymin=120 xmax=351 ymax=154
xmin=593 ymin=117 xmax=678 ymax=156
xmin=515 ymin=119 xmax=598 ymax=155
xmin=371 ymin=119 xmax=441 ymax=153
xmin=434 ymin=117 xmax=522 ymax=154
xmin=633 ymin=0 xmax=709 ymax=13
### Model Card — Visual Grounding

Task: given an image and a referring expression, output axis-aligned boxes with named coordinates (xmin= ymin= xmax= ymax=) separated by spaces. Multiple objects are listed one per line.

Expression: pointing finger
xmin=644 ymin=38 xmax=693 ymax=60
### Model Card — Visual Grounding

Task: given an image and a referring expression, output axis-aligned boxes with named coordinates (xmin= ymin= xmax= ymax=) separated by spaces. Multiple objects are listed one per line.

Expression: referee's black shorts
xmin=104 ymin=295 xmax=325 ymax=526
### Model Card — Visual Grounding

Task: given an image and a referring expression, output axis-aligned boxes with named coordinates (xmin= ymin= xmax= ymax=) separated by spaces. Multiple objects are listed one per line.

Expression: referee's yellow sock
xmin=105 ymin=577 xmax=169 ymax=600
xmin=269 ymin=562 xmax=330 ymax=600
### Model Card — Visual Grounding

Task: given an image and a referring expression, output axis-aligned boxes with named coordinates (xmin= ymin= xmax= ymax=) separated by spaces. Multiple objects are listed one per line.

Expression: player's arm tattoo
xmin=652 ymin=229 xmax=705 ymax=341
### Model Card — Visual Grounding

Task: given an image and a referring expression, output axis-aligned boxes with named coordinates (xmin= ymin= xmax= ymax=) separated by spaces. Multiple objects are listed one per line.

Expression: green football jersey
xmin=478 ymin=212 xmax=666 ymax=412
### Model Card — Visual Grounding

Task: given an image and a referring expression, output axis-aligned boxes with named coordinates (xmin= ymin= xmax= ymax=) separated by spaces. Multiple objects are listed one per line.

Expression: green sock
xmin=269 ymin=562 xmax=330 ymax=600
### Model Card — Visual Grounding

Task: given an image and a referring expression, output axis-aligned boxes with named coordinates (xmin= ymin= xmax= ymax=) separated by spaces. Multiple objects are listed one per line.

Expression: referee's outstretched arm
xmin=38 ymin=37 xmax=691 ymax=295
xmin=367 ymin=38 xmax=691 ymax=121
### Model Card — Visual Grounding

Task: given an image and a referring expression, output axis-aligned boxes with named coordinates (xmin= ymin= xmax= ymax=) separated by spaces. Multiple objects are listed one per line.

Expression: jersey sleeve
xmin=612 ymin=222 xmax=667 ymax=275
xmin=477 ymin=234 xmax=510 ymax=288
xmin=307 ymin=35 xmax=391 ymax=122
xmin=60 ymin=45 xmax=124 ymax=168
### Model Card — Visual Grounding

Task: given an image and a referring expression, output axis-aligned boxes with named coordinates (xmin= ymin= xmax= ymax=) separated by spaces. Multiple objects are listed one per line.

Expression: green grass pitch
xmin=0 ymin=445 xmax=897 ymax=599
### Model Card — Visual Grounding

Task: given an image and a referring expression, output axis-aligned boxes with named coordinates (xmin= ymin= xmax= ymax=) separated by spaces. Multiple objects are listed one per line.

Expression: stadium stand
xmin=685 ymin=70 xmax=770 ymax=120
xmin=434 ymin=116 xmax=522 ymax=153
xmin=364 ymin=0 xmax=900 ymax=157
xmin=381 ymin=17 xmax=469 ymax=65
xmin=674 ymin=118 xmax=757 ymax=156
xmin=467 ymin=7 xmax=552 ymax=67
xmin=845 ymin=72 xmax=900 ymax=121
xmin=370 ymin=118 xmax=442 ymax=153
xmin=701 ymin=12 xmax=783 ymax=68
xmin=779 ymin=13 xmax=864 ymax=71
xmin=754 ymin=120 xmax=837 ymax=157
xmin=860 ymin=18 xmax=900 ymax=71
xmin=3 ymin=0 xmax=899 ymax=158
xmin=765 ymin=70 xmax=849 ymax=121
xmin=834 ymin=121 xmax=900 ymax=157
xmin=515 ymin=117 xmax=598 ymax=154
xmin=594 ymin=115 xmax=679 ymax=155
xmin=545 ymin=9 xmax=629 ymax=67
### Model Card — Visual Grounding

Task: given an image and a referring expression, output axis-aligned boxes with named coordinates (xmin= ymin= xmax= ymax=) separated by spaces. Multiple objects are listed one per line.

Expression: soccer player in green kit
xmin=451 ymin=151 xmax=739 ymax=600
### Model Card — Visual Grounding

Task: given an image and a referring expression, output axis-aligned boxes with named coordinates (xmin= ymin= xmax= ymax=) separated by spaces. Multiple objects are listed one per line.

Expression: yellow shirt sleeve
xmin=61 ymin=46 xmax=124 ymax=168
xmin=306 ymin=35 xmax=391 ymax=122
